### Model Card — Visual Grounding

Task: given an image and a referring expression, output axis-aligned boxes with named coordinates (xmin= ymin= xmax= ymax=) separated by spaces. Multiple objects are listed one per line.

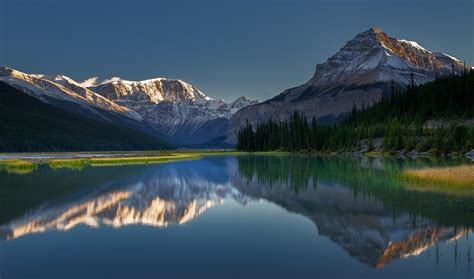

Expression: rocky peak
xmin=230 ymin=96 xmax=258 ymax=109
xmin=226 ymin=28 xmax=470 ymax=144
xmin=0 ymin=66 xmax=14 ymax=77
xmin=90 ymin=78 xmax=210 ymax=110
xmin=311 ymin=27 xmax=466 ymax=87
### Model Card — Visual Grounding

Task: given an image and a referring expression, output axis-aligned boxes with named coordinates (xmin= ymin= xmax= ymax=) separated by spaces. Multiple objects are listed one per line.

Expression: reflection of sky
xmin=0 ymin=156 xmax=473 ymax=278
xmin=2 ymin=0 xmax=473 ymax=101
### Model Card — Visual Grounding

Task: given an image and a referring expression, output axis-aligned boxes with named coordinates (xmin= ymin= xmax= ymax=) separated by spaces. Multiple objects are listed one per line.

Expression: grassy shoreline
xmin=0 ymin=150 xmax=292 ymax=172
xmin=402 ymin=165 xmax=474 ymax=195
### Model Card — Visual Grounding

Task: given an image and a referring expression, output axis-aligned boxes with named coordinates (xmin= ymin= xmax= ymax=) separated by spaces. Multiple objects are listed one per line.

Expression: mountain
xmin=0 ymin=67 xmax=141 ymax=121
xmin=91 ymin=79 xmax=257 ymax=144
xmin=0 ymin=82 xmax=173 ymax=152
xmin=227 ymin=27 xmax=469 ymax=143
xmin=0 ymin=67 xmax=175 ymax=144
xmin=0 ymin=66 xmax=257 ymax=147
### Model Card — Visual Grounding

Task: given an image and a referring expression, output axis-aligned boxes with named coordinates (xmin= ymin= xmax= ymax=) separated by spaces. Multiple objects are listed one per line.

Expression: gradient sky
xmin=1 ymin=0 xmax=473 ymax=101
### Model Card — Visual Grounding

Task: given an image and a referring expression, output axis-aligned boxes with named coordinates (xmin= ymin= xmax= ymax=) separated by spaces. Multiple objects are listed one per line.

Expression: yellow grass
xmin=88 ymin=154 xmax=201 ymax=166
xmin=0 ymin=160 xmax=37 ymax=174
xmin=0 ymin=151 xmax=291 ymax=173
xmin=48 ymin=159 xmax=90 ymax=170
xmin=403 ymin=165 xmax=474 ymax=194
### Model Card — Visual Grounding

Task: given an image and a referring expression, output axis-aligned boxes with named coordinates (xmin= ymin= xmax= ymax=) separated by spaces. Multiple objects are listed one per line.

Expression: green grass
xmin=48 ymin=159 xmax=90 ymax=170
xmin=0 ymin=160 xmax=38 ymax=174
xmin=88 ymin=154 xmax=201 ymax=166
xmin=402 ymin=165 xmax=474 ymax=195
xmin=0 ymin=150 xmax=294 ymax=173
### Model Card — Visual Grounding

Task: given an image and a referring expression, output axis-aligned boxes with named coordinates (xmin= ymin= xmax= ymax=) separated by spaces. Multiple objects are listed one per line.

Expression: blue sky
xmin=1 ymin=0 xmax=473 ymax=101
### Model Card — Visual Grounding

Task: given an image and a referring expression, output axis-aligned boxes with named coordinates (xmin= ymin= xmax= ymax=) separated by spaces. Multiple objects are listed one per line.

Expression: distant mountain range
xmin=0 ymin=27 xmax=470 ymax=150
xmin=226 ymin=28 xmax=470 ymax=143
xmin=0 ymin=67 xmax=257 ymax=147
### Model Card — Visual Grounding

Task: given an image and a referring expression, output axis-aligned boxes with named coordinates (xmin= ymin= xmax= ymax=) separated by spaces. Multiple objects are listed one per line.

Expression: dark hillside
xmin=0 ymin=82 xmax=174 ymax=152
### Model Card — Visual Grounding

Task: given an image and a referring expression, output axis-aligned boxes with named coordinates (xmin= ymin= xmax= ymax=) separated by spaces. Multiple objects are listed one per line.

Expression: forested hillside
xmin=237 ymin=70 xmax=474 ymax=155
xmin=0 ymin=82 xmax=173 ymax=152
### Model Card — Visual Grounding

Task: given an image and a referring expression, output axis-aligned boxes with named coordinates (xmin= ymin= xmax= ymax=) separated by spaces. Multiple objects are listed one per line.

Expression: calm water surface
xmin=0 ymin=155 xmax=473 ymax=279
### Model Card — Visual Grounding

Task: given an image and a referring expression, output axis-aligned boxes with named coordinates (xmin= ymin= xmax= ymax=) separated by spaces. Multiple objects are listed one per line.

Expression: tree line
xmin=237 ymin=69 xmax=474 ymax=155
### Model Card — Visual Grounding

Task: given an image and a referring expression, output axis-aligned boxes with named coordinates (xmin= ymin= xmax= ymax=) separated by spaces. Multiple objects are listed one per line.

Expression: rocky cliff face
xmin=226 ymin=28 xmax=469 ymax=143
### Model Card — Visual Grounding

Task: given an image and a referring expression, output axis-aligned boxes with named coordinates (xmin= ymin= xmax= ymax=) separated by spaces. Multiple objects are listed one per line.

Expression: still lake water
xmin=0 ymin=155 xmax=473 ymax=279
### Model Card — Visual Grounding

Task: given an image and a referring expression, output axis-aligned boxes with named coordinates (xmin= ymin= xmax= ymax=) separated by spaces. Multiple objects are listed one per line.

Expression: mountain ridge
xmin=226 ymin=27 xmax=470 ymax=143
xmin=0 ymin=66 xmax=257 ymax=146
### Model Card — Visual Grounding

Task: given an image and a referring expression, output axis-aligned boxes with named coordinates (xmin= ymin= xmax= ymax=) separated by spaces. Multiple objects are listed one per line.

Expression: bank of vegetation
xmin=236 ymin=70 xmax=474 ymax=156
xmin=403 ymin=165 xmax=474 ymax=193
xmin=0 ymin=151 xmax=271 ymax=173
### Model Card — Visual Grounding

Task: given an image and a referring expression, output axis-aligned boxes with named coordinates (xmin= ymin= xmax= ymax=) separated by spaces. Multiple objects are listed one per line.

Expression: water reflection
xmin=0 ymin=160 xmax=249 ymax=240
xmin=233 ymin=156 xmax=473 ymax=268
xmin=0 ymin=155 xmax=472 ymax=271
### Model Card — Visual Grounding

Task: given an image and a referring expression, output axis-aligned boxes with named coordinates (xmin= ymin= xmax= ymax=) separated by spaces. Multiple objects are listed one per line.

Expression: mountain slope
xmin=0 ymin=67 xmax=258 ymax=146
xmin=227 ymin=28 xmax=469 ymax=143
xmin=0 ymin=67 xmax=175 ymax=144
xmin=0 ymin=82 xmax=173 ymax=152
xmin=91 ymin=79 xmax=257 ymax=144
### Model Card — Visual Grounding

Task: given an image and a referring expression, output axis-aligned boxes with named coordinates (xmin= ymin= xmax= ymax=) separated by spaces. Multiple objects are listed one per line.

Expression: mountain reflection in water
xmin=0 ymin=155 xmax=472 ymax=270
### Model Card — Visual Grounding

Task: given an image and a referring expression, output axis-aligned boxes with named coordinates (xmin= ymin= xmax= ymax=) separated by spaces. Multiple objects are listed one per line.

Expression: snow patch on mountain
xmin=79 ymin=77 xmax=99 ymax=87
xmin=398 ymin=39 xmax=428 ymax=52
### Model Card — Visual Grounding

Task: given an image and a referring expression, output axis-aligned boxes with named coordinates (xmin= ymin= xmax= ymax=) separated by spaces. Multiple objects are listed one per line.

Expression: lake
xmin=0 ymin=155 xmax=473 ymax=279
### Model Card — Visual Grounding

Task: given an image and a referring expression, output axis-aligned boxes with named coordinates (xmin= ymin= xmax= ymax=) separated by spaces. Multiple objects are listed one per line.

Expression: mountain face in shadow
xmin=0 ymin=81 xmax=173 ymax=151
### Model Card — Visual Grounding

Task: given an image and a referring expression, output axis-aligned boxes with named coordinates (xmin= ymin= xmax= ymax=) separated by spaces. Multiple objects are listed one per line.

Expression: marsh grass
xmin=88 ymin=154 xmax=201 ymax=166
xmin=0 ymin=160 xmax=37 ymax=174
xmin=0 ymin=151 xmax=236 ymax=173
xmin=403 ymin=165 xmax=474 ymax=195
xmin=42 ymin=151 xmax=283 ymax=168
xmin=0 ymin=151 xmax=307 ymax=173
xmin=48 ymin=159 xmax=90 ymax=170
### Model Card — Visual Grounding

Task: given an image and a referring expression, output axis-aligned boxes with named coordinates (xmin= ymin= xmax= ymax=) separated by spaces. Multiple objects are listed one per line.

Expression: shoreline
xmin=0 ymin=149 xmax=472 ymax=161
xmin=0 ymin=151 xmax=290 ymax=172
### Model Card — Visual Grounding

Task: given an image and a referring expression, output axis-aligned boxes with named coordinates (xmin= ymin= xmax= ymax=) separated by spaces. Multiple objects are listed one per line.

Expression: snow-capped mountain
xmin=90 ymin=78 xmax=210 ymax=110
xmin=308 ymin=28 xmax=465 ymax=87
xmin=227 ymin=27 xmax=470 ymax=143
xmin=0 ymin=67 xmax=141 ymax=121
xmin=0 ymin=67 xmax=257 ymax=145
xmin=0 ymin=67 xmax=176 ymax=142
xmin=91 ymin=78 xmax=257 ymax=144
